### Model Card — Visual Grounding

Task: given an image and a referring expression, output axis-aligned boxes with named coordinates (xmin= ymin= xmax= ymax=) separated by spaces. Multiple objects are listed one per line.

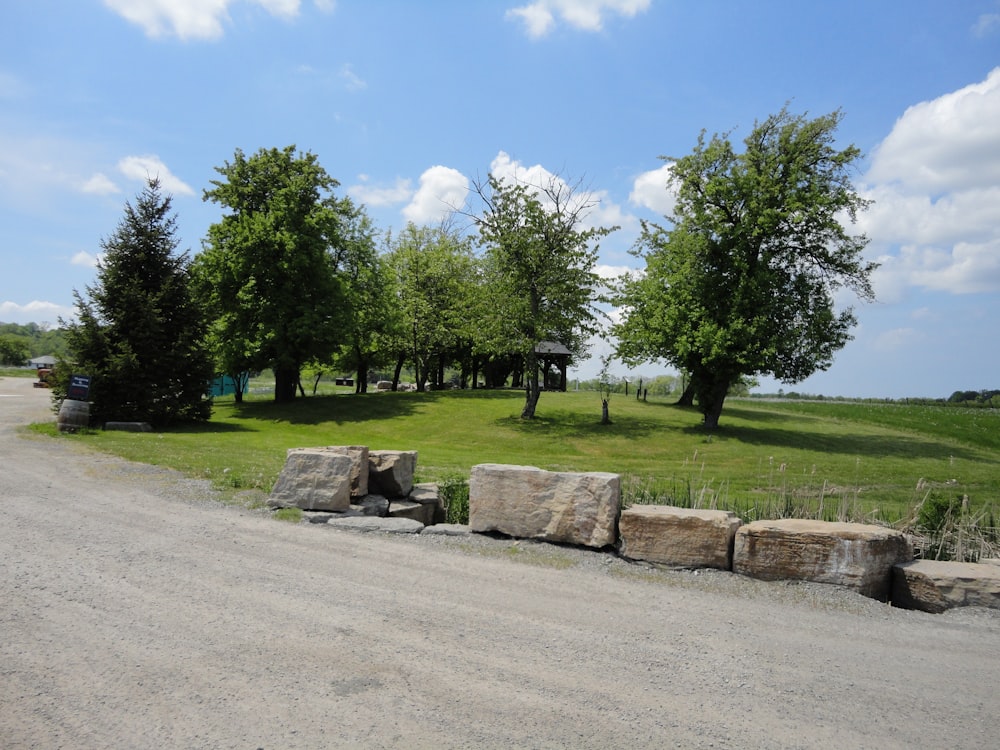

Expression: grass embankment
xmin=33 ymin=385 xmax=1000 ymax=531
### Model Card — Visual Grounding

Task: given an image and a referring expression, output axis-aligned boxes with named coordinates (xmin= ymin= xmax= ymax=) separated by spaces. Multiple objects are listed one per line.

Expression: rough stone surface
xmin=733 ymin=519 xmax=912 ymax=600
xmin=420 ymin=523 xmax=472 ymax=536
xmin=320 ymin=445 xmax=369 ymax=497
xmin=387 ymin=500 xmax=433 ymax=526
xmin=302 ymin=509 xmax=363 ymax=524
xmin=410 ymin=482 xmax=446 ymax=524
xmin=619 ymin=505 xmax=741 ymax=569
xmin=268 ymin=449 xmax=353 ymax=511
xmin=368 ymin=450 xmax=417 ymax=498
xmin=326 ymin=516 xmax=424 ymax=534
xmin=892 ymin=559 xmax=1000 ymax=613
xmin=353 ymin=494 xmax=389 ymax=517
xmin=468 ymin=463 xmax=620 ymax=549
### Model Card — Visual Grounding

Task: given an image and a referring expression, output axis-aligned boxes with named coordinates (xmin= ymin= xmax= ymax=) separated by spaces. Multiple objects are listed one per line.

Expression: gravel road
xmin=2 ymin=376 xmax=998 ymax=749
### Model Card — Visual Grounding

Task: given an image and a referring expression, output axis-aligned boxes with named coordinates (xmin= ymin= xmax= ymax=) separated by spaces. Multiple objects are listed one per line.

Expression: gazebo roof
xmin=535 ymin=340 xmax=571 ymax=356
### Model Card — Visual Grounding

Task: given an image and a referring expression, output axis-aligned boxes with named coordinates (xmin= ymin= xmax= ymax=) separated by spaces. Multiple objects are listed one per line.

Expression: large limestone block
xmin=268 ymin=449 xmax=353 ymax=511
xmin=368 ymin=450 xmax=417 ymax=498
xmin=321 ymin=445 xmax=369 ymax=497
xmin=619 ymin=505 xmax=741 ymax=569
xmin=468 ymin=463 xmax=620 ymax=548
xmin=733 ymin=519 xmax=912 ymax=600
xmin=892 ymin=559 xmax=1000 ymax=613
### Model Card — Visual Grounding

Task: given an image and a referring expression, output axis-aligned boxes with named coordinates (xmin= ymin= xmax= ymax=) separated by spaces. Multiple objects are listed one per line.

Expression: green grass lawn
xmin=30 ymin=385 xmax=1000 ymax=528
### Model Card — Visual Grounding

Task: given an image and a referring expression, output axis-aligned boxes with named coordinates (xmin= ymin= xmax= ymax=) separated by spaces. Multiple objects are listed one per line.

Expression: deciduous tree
xmin=473 ymin=173 xmax=615 ymax=418
xmin=615 ymin=109 xmax=876 ymax=429
xmin=196 ymin=146 xmax=350 ymax=403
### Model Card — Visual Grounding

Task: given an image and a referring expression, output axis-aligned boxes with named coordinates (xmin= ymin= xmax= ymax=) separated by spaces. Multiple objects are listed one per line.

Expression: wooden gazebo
xmin=536 ymin=340 xmax=571 ymax=391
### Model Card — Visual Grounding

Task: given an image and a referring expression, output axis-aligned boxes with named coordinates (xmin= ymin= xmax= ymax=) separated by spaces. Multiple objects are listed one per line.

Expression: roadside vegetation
xmin=29 ymin=382 xmax=1000 ymax=560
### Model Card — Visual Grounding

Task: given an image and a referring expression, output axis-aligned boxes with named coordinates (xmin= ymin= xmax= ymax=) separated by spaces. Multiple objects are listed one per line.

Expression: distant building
xmin=29 ymin=354 xmax=57 ymax=369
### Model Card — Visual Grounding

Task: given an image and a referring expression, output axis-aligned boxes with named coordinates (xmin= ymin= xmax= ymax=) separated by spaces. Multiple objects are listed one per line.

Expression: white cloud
xmin=338 ymin=64 xmax=367 ymax=92
xmin=506 ymin=0 xmax=650 ymax=38
xmin=117 ymin=155 xmax=195 ymax=196
xmin=867 ymin=67 xmax=1000 ymax=193
xmin=402 ymin=166 xmax=469 ymax=225
xmin=973 ymin=10 xmax=1000 ymax=37
xmin=81 ymin=173 xmax=120 ymax=196
xmin=861 ymin=67 xmax=1000 ymax=297
xmin=347 ymin=176 xmax=413 ymax=206
xmin=0 ymin=300 xmax=74 ymax=325
xmin=71 ymin=251 xmax=101 ymax=268
xmin=489 ymin=151 xmax=629 ymax=232
xmin=872 ymin=327 xmax=923 ymax=352
xmin=629 ymin=163 xmax=677 ymax=216
xmin=103 ymin=0 xmax=304 ymax=41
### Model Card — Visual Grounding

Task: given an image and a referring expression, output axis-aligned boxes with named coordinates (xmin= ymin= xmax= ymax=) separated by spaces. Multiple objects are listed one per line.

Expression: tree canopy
xmin=62 ymin=179 xmax=213 ymax=426
xmin=195 ymin=146 xmax=352 ymax=402
xmin=614 ymin=108 xmax=877 ymax=429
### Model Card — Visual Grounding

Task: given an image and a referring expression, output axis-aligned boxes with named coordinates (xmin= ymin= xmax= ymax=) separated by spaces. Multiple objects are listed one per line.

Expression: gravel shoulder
xmin=2 ymin=377 xmax=998 ymax=749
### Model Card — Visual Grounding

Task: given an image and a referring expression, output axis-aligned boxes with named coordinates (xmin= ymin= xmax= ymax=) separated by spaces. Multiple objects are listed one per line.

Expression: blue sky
xmin=2 ymin=1 xmax=998 ymax=398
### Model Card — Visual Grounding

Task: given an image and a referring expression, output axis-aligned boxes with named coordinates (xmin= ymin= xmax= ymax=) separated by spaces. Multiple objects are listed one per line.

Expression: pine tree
xmin=63 ymin=179 xmax=213 ymax=426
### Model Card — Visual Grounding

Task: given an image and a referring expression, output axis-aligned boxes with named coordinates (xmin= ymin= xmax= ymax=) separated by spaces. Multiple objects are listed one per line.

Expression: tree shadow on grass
xmin=495 ymin=409 xmax=667 ymax=441
xmin=685 ymin=414 xmax=983 ymax=462
xmin=188 ymin=388 xmax=526 ymax=430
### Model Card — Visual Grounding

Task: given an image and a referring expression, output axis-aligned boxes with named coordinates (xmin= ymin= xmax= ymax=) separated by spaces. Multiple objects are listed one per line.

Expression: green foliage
xmin=438 ymin=473 xmax=470 ymax=524
xmin=385 ymin=224 xmax=477 ymax=391
xmin=0 ymin=323 xmax=69 ymax=360
xmin=60 ymin=180 xmax=213 ymax=427
xmin=474 ymin=173 xmax=617 ymax=418
xmin=333 ymin=210 xmax=398 ymax=391
xmin=0 ymin=334 xmax=30 ymax=365
xmin=614 ymin=108 xmax=876 ymax=429
xmin=195 ymin=145 xmax=352 ymax=403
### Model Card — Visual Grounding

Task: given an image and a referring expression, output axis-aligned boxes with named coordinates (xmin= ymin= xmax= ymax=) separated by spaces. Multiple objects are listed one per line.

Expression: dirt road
xmin=1 ymin=376 xmax=998 ymax=749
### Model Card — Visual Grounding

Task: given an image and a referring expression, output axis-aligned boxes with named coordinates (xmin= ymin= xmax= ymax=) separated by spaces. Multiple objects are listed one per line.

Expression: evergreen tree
xmin=62 ymin=179 xmax=213 ymax=426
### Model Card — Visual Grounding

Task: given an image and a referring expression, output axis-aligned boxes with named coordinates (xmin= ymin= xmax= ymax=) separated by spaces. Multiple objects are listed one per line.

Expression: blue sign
xmin=68 ymin=374 xmax=91 ymax=401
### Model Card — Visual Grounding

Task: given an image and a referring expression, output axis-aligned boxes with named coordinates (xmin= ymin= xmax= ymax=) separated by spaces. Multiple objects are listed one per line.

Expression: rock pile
xmin=269 ymin=446 xmax=445 ymax=532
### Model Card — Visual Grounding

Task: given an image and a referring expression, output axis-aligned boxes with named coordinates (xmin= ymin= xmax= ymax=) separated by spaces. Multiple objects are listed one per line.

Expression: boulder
xmin=326 ymin=516 xmax=424 ymax=534
xmin=353 ymin=494 xmax=389 ymax=517
xmin=410 ymin=482 xmax=446 ymax=524
xmin=468 ymin=463 xmax=620 ymax=549
xmin=387 ymin=500 xmax=433 ymax=526
xmin=268 ymin=448 xmax=354 ymax=511
xmin=733 ymin=519 xmax=912 ymax=600
xmin=619 ymin=505 xmax=741 ymax=569
xmin=320 ymin=445 xmax=369 ymax=497
xmin=420 ymin=523 xmax=471 ymax=536
xmin=892 ymin=559 xmax=1000 ymax=613
xmin=368 ymin=450 xmax=417 ymax=498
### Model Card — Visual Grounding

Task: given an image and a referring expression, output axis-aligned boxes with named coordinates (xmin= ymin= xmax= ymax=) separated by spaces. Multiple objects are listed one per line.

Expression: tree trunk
xmin=392 ymin=353 xmax=405 ymax=391
xmin=699 ymin=376 xmax=731 ymax=430
xmin=273 ymin=367 xmax=298 ymax=403
xmin=601 ymin=399 xmax=611 ymax=425
xmin=521 ymin=349 xmax=540 ymax=419
xmin=676 ymin=382 xmax=696 ymax=406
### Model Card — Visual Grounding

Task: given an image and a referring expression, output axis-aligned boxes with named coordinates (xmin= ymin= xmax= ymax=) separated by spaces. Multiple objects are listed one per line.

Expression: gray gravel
xmin=2 ymin=377 xmax=999 ymax=749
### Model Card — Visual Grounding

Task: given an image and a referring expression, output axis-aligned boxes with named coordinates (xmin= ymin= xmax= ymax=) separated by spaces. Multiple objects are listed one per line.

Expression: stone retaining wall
xmin=270 ymin=453 xmax=999 ymax=612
